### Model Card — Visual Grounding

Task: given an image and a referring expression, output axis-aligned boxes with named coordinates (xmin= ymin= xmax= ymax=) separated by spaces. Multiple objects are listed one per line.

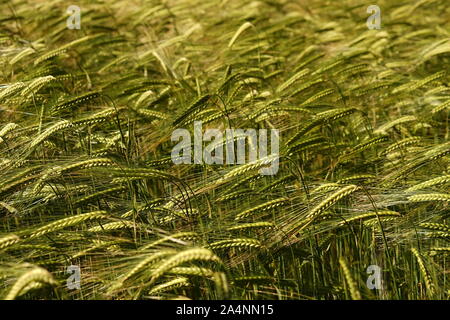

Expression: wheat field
xmin=0 ymin=0 xmax=449 ymax=300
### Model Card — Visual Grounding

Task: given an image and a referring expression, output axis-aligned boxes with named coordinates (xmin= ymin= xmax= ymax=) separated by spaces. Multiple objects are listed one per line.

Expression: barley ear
xmin=5 ymin=268 xmax=57 ymax=300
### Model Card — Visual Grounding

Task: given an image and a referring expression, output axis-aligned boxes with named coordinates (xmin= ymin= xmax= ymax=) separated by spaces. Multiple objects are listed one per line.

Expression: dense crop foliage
xmin=0 ymin=0 xmax=449 ymax=300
